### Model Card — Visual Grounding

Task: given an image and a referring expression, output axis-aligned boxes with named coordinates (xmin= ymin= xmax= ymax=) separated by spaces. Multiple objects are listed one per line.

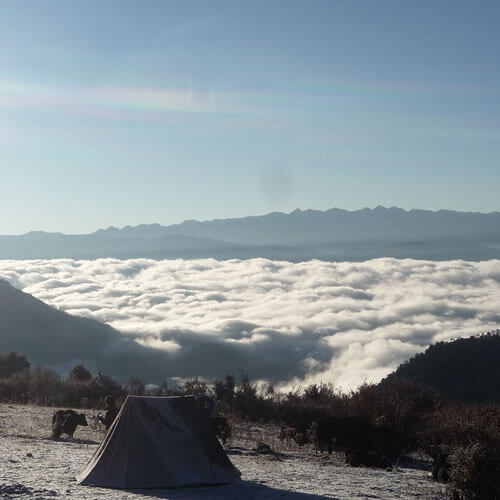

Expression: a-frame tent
xmin=76 ymin=395 xmax=240 ymax=489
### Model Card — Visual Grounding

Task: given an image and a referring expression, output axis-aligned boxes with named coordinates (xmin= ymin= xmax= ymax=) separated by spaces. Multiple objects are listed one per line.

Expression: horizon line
xmin=2 ymin=204 xmax=500 ymax=237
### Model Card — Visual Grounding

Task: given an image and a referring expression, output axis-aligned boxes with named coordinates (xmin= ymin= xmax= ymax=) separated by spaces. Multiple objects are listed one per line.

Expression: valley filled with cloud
xmin=1 ymin=257 xmax=500 ymax=390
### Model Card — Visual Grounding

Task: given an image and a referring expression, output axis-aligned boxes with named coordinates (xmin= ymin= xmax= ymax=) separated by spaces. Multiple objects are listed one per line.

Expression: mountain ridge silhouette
xmin=2 ymin=206 xmax=500 ymax=260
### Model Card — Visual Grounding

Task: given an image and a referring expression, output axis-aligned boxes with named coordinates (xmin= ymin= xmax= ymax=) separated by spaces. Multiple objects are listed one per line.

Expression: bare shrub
xmin=438 ymin=404 xmax=500 ymax=499
xmin=29 ymin=366 xmax=64 ymax=406
xmin=125 ymin=377 xmax=145 ymax=396
xmin=448 ymin=442 xmax=500 ymax=500
xmin=0 ymin=370 xmax=31 ymax=403
xmin=68 ymin=364 xmax=92 ymax=383
xmin=0 ymin=352 xmax=30 ymax=378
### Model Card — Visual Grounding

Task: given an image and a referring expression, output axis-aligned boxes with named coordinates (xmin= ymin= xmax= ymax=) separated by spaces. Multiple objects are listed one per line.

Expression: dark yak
xmin=308 ymin=415 xmax=401 ymax=466
xmin=308 ymin=416 xmax=380 ymax=453
xmin=52 ymin=409 xmax=88 ymax=439
xmin=345 ymin=448 xmax=392 ymax=468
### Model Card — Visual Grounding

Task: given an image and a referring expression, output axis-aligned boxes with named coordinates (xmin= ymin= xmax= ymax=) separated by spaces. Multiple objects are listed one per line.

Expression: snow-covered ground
xmin=0 ymin=404 xmax=446 ymax=499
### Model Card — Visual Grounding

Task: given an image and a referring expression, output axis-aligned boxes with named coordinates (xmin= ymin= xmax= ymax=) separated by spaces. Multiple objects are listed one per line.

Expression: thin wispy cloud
xmin=1 ymin=258 xmax=500 ymax=389
xmin=0 ymin=79 xmax=255 ymax=119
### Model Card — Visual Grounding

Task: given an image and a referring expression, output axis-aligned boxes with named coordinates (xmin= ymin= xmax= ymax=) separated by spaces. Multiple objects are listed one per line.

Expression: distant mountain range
xmin=2 ymin=206 xmax=500 ymax=261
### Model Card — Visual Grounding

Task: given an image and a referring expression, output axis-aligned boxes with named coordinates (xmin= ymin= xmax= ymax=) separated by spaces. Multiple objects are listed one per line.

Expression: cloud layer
xmin=1 ymin=258 xmax=500 ymax=389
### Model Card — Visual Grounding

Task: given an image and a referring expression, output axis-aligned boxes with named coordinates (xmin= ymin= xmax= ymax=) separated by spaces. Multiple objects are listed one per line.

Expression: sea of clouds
xmin=1 ymin=257 xmax=500 ymax=390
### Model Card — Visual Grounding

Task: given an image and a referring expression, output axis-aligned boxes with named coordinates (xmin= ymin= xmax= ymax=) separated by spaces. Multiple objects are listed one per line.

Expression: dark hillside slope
xmin=0 ymin=279 xmax=167 ymax=381
xmin=381 ymin=332 xmax=500 ymax=403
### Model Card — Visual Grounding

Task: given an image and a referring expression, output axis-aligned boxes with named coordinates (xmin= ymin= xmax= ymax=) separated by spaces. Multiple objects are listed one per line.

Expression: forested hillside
xmin=382 ymin=332 xmax=500 ymax=403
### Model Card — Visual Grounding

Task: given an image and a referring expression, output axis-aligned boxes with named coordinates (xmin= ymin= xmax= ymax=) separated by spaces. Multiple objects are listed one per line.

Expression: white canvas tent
xmin=77 ymin=395 xmax=240 ymax=489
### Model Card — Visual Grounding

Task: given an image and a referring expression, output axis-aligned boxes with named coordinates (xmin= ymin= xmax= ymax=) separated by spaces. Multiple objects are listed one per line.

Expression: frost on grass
xmin=0 ymin=404 xmax=445 ymax=500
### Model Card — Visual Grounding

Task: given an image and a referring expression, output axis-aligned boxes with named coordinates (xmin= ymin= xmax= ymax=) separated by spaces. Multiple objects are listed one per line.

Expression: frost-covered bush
xmin=433 ymin=404 xmax=500 ymax=499
xmin=29 ymin=366 xmax=64 ymax=405
xmin=0 ymin=370 xmax=31 ymax=403
xmin=448 ymin=442 xmax=500 ymax=500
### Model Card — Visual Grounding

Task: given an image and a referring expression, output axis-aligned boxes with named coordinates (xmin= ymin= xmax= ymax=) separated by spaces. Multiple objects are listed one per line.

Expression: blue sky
xmin=1 ymin=0 xmax=499 ymax=234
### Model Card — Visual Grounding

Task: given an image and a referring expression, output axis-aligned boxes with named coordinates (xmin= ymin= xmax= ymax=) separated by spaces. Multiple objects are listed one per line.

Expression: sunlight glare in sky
xmin=0 ymin=0 xmax=499 ymax=233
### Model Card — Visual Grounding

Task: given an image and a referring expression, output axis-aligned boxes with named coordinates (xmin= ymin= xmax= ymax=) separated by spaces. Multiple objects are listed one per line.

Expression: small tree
xmin=30 ymin=366 xmax=64 ymax=405
xmin=68 ymin=364 xmax=93 ymax=383
xmin=5 ymin=370 xmax=31 ymax=403
xmin=235 ymin=372 xmax=259 ymax=419
xmin=214 ymin=374 xmax=236 ymax=407
xmin=126 ymin=377 xmax=145 ymax=396
xmin=0 ymin=352 xmax=30 ymax=378
xmin=90 ymin=371 xmax=124 ymax=402
xmin=184 ymin=377 xmax=210 ymax=397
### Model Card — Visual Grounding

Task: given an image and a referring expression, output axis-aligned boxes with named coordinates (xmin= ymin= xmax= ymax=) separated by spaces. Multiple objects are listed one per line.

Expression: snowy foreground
xmin=0 ymin=404 xmax=446 ymax=500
